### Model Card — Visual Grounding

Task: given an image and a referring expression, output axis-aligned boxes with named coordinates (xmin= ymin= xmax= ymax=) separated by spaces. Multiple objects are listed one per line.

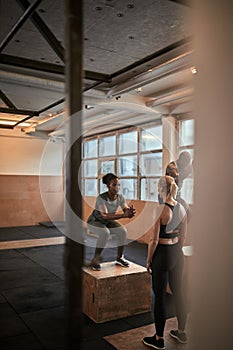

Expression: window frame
xmin=81 ymin=117 xmax=194 ymax=202
xmin=177 ymin=115 xmax=195 ymax=205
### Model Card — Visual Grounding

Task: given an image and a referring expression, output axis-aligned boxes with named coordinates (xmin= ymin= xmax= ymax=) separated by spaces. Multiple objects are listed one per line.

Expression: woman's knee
xmin=120 ymin=225 xmax=127 ymax=234
xmin=108 ymin=223 xmax=127 ymax=236
xmin=118 ymin=225 xmax=127 ymax=238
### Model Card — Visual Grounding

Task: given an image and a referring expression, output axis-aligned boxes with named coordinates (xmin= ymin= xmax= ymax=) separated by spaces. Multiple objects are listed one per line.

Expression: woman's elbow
xmin=150 ymin=237 xmax=158 ymax=246
xmin=100 ymin=212 xmax=107 ymax=219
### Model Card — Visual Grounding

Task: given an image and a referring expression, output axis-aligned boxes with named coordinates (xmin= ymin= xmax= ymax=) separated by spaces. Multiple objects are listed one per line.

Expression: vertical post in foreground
xmin=64 ymin=0 xmax=84 ymax=348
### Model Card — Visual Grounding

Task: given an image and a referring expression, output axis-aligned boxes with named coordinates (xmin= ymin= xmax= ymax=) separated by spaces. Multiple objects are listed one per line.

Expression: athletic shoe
xmin=115 ymin=256 xmax=129 ymax=267
xmin=91 ymin=263 xmax=101 ymax=271
xmin=142 ymin=335 xmax=165 ymax=349
xmin=169 ymin=330 xmax=187 ymax=343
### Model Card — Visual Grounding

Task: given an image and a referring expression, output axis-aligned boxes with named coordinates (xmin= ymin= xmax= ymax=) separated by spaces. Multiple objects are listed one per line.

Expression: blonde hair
xmin=158 ymin=175 xmax=178 ymax=198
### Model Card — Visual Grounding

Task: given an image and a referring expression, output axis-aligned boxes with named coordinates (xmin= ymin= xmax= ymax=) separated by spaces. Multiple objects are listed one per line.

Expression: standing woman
xmin=143 ymin=176 xmax=187 ymax=349
xmin=87 ymin=173 xmax=135 ymax=271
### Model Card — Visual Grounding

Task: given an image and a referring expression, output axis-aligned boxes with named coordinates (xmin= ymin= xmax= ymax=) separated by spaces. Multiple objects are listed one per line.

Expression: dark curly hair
xmin=102 ymin=173 xmax=118 ymax=185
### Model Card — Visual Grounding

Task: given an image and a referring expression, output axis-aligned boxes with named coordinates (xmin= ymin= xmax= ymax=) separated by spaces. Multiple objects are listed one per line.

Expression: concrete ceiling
xmin=0 ymin=0 xmax=194 ymax=139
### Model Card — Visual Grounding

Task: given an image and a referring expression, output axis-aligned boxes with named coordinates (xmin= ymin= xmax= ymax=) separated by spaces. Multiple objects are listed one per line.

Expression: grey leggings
xmin=87 ymin=219 xmax=127 ymax=257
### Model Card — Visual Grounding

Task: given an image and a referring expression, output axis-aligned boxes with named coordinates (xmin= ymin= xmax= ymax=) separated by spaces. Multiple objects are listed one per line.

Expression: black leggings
xmin=87 ymin=219 xmax=127 ymax=258
xmin=151 ymin=243 xmax=187 ymax=337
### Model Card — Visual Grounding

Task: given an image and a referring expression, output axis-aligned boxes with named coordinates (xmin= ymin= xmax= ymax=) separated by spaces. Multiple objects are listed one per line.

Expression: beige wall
xmin=0 ymin=182 xmax=193 ymax=245
xmin=0 ymin=175 xmax=64 ymax=227
xmin=0 ymin=130 xmax=64 ymax=227
xmin=0 ymin=131 xmax=63 ymax=175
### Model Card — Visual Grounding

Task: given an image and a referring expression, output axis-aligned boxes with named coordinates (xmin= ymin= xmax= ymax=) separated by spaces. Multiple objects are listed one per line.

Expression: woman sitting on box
xmin=87 ymin=173 xmax=135 ymax=271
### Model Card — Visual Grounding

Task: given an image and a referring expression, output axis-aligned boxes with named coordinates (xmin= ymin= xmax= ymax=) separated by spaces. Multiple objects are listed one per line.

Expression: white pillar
xmin=162 ymin=115 xmax=178 ymax=172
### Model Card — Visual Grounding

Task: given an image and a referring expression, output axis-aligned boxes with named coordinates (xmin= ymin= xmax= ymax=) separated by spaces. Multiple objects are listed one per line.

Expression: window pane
xmin=140 ymin=178 xmax=160 ymax=201
xmin=119 ymin=179 xmax=137 ymax=199
xmin=180 ymin=119 xmax=195 ymax=146
xmin=141 ymin=125 xmax=162 ymax=151
xmin=84 ymin=179 xmax=98 ymax=196
xmin=100 ymin=160 xmax=115 ymax=175
xmin=118 ymin=131 xmax=137 ymax=154
xmin=118 ymin=156 xmax=137 ymax=176
xmin=180 ymin=178 xmax=194 ymax=204
xmin=99 ymin=135 xmax=116 ymax=156
xmin=83 ymin=159 xmax=98 ymax=177
xmin=100 ymin=180 xmax=107 ymax=193
xmin=140 ymin=152 xmax=162 ymax=176
xmin=83 ymin=139 xmax=98 ymax=158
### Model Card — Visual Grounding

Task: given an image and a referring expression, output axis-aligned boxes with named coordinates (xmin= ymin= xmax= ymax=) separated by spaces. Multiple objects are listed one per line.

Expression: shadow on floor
xmin=0 ymin=225 xmax=180 ymax=350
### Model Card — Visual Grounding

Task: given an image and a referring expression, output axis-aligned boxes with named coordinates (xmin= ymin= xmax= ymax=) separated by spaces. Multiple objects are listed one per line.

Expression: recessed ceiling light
xmin=191 ymin=66 xmax=197 ymax=74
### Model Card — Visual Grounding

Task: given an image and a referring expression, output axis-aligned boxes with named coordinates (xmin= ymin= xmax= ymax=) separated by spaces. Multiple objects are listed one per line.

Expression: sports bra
xmin=159 ymin=202 xmax=180 ymax=239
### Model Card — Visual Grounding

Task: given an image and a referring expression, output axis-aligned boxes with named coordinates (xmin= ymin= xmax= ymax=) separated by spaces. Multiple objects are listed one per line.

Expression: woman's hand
xmin=123 ymin=206 xmax=136 ymax=218
xmin=146 ymin=261 xmax=152 ymax=274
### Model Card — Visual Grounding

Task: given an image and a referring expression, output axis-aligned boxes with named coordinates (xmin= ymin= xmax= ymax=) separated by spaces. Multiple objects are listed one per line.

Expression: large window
xmin=82 ymin=123 xmax=162 ymax=200
xmin=140 ymin=125 xmax=162 ymax=200
xmin=81 ymin=119 xmax=195 ymax=203
xmin=179 ymin=118 xmax=195 ymax=204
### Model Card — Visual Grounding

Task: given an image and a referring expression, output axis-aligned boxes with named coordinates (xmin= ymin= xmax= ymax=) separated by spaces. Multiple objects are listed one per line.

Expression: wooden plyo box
xmin=82 ymin=261 xmax=152 ymax=323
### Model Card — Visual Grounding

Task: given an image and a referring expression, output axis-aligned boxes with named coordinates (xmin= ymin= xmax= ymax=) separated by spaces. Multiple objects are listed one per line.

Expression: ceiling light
xmin=191 ymin=66 xmax=197 ymax=74
xmin=0 ymin=120 xmax=31 ymax=127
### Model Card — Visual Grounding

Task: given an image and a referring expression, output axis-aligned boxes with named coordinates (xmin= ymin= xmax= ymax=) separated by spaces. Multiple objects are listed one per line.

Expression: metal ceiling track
xmin=0 ymin=54 xmax=111 ymax=83
xmin=0 ymin=0 xmax=193 ymax=131
xmin=16 ymin=0 xmax=65 ymax=62
xmin=168 ymin=0 xmax=192 ymax=6
xmin=0 ymin=98 xmax=64 ymax=129
xmin=0 ymin=107 xmax=38 ymax=116
xmin=0 ymin=89 xmax=16 ymax=108
xmin=0 ymin=0 xmax=42 ymax=53
xmin=109 ymin=37 xmax=192 ymax=81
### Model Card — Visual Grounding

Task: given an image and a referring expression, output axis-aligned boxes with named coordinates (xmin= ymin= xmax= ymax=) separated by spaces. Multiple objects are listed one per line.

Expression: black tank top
xmin=159 ymin=202 xmax=180 ymax=239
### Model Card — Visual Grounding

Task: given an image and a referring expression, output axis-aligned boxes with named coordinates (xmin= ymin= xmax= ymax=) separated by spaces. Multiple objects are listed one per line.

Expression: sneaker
xmin=169 ymin=330 xmax=187 ymax=344
xmin=115 ymin=256 xmax=129 ymax=267
xmin=91 ymin=263 xmax=101 ymax=271
xmin=142 ymin=335 xmax=165 ymax=349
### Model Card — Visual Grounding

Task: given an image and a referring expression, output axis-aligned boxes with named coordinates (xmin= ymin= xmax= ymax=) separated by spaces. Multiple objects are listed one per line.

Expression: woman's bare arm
xmin=146 ymin=207 xmax=161 ymax=273
xmin=98 ymin=203 xmax=135 ymax=220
